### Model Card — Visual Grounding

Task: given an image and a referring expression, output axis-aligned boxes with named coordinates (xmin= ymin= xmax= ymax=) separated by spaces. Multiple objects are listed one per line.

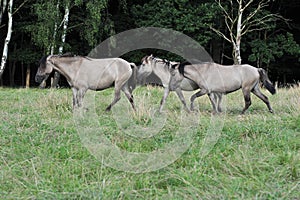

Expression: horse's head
xmin=137 ymin=54 xmax=155 ymax=82
xmin=35 ymin=55 xmax=55 ymax=83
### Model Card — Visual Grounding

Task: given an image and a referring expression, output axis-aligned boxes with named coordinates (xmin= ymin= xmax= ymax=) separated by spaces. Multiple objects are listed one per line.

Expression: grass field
xmin=0 ymin=86 xmax=299 ymax=199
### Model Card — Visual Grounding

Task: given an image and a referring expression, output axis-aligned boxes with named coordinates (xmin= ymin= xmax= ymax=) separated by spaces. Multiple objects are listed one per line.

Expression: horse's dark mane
xmin=39 ymin=53 xmax=91 ymax=68
xmin=142 ymin=55 xmax=172 ymax=67
xmin=59 ymin=53 xmax=92 ymax=60
xmin=39 ymin=55 xmax=49 ymax=68
xmin=60 ymin=52 xmax=76 ymax=57
xmin=154 ymin=57 xmax=171 ymax=67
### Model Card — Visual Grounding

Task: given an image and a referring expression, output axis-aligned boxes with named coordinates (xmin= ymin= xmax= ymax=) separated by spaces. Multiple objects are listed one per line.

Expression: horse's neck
xmin=152 ymin=62 xmax=171 ymax=84
xmin=53 ymin=60 xmax=80 ymax=82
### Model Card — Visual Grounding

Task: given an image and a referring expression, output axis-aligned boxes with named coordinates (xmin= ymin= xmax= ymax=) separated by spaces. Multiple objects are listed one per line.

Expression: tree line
xmin=1 ymin=0 xmax=300 ymax=88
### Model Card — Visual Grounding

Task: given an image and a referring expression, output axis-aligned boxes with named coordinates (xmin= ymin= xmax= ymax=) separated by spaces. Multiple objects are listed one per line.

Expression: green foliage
xmin=24 ymin=0 xmax=61 ymax=52
xmin=249 ymin=32 xmax=300 ymax=65
xmin=132 ymin=0 xmax=218 ymax=47
xmin=280 ymin=32 xmax=300 ymax=56
xmin=1 ymin=0 xmax=299 ymax=85
xmin=9 ymin=47 xmax=40 ymax=63
xmin=21 ymin=0 xmax=108 ymax=53
xmin=82 ymin=0 xmax=107 ymax=47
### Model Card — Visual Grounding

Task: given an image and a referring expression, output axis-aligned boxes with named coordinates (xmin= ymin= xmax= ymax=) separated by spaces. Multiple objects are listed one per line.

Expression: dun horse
xmin=170 ymin=62 xmax=276 ymax=114
xmin=35 ymin=54 xmax=136 ymax=111
xmin=137 ymin=55 xmax=222 ymax=112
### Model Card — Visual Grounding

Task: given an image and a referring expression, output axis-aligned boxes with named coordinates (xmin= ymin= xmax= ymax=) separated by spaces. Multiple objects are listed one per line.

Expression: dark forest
xmin=0 ymin=0 xmax=299 ymax=88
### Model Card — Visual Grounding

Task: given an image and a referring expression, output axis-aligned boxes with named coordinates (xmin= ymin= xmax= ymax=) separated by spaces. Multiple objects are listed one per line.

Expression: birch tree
xmin=211 ymin=0 xmax=285 ymax=64
xmin=0 ymin=0 xmax=13 ymax=79
xmin=51 ymin=1 xmax=70 ymax=88
xmin=28 ymin=0 xmax=70 ymax=88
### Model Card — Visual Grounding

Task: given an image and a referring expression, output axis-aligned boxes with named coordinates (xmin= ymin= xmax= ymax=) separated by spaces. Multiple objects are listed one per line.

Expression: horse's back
xmin=85 ymin=57 xmax=130 ymax=68
xmin=195 ymin=63 xmax=258 ymax=93
xmin=79 ymin=57 xmax=132 ymax=90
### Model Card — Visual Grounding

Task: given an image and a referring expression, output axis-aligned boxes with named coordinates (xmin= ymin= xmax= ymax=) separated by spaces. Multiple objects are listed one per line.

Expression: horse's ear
xmin=146 ymin=54 xmax=153 ymax=63
xmin=164 ymin=59 xmax=170 ymax=66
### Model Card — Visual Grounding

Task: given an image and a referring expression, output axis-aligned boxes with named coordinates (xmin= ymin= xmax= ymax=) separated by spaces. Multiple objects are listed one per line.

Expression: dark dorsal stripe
xmin=175 ymin=59 xmax=206 ymax=76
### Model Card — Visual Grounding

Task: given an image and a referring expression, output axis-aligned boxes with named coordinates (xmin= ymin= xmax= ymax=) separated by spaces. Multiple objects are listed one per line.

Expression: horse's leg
xmin=175 ymin=88 xmax=190 ymax=112
xmin=190 ymin=89 xmax=207 ymax=111
xmin=216 ymin=93 xmax=223 ymax=113
xmin=71 ymin=87 xmax=78 ymax=109
xmin=241 ymin=88 xmax=251 ymax=114
xmin=122 ymin=86 xmax=135 ymax=111
xmin=208 ymin=93 xmax=218 ymax=113
xmin=252 ymin=86 xmax=273 ymax=113
xmin=106 ymin=88 xmax=121 ymax=112
xmin=159 ymin=87 xmax=170 ymax=113
xmin=208 ymin=92 xmax=222 ymax=114
xmin=77 ymin=88 xmax=87 ymax=107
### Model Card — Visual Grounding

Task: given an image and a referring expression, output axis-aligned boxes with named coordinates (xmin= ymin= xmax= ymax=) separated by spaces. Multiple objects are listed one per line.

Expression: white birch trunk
xmin=51 ymin=2 xmax=70 ymax=88
xmin=40 ymin=0 xmax=60 ymax=88
xmin=25 ymin=63 xmax=30 ymax=88
xmin=59 ymin=4 xmax=69 ymax=54
xmin=50 ymin=1 xmax=60 ymax=54
xmin=0 ymin=0 xmax=13 ymax=79
xmin=234 ymin=0 xmax=243 ymax=65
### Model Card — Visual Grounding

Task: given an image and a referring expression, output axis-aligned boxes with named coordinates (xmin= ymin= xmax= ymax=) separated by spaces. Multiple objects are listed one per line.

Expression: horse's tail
xmin=258 ymin=68 xmax=276 ymax=95
xmin=128 ymin=63 xmax=137 ymax=93
xmin=129 ymin=63 xmax=137 ymax=80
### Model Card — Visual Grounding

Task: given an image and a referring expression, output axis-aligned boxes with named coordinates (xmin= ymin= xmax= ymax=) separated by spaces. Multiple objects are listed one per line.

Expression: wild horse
xmin=35 ymin=54 xmax=136 ymax=111
xmin=170 ymin=62 xmax=276 ymax=114
xmin=137 ymin=55 xmax=222 ymax=112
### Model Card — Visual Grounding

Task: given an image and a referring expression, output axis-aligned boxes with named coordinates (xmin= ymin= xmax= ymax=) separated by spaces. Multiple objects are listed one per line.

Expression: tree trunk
xmin=211 ymin=39 xmax=221 ymax=63
xmin=25 ymin=63 xmax=30 ymax=88
xmin=10 ymin=60 xmax=16 ymax=86
xmin=234 ymin=0 xmax=243 ymax=65
xmin=9 ymin=43 xmax=17 ymax=86
xmin=50 ymin=0 xmax=60 ymax=54
xmin=0 ymin=0 xmax=13 ymax=79
xmin=51 ymin=2 xmax=70 ymax=88
xmin=21 ymin=61 xmax=24 ymax=86
xmin=40 ymin=0 xmax=60 ymax=89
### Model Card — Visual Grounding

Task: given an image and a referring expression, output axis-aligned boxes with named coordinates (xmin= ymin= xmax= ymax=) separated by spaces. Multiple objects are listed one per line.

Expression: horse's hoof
xmin=269 ymin=109 xmax=274 ymax=113
xmin=190 ymin=109 xmax=199 ymax=114
xmin=185 ymin=108 xmax=192 ymax=113
xmin=212 ymin=111 xmax=218 ymax=115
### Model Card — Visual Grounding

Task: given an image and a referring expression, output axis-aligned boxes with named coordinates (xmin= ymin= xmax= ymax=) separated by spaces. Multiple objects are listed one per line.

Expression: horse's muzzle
xmin=35 ymin=74 xmax=49 ymax=83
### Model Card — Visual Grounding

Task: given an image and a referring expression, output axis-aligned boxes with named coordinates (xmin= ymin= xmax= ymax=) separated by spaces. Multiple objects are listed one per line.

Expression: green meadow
xmin=0 ymin=86 xmax=299 ymax=199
